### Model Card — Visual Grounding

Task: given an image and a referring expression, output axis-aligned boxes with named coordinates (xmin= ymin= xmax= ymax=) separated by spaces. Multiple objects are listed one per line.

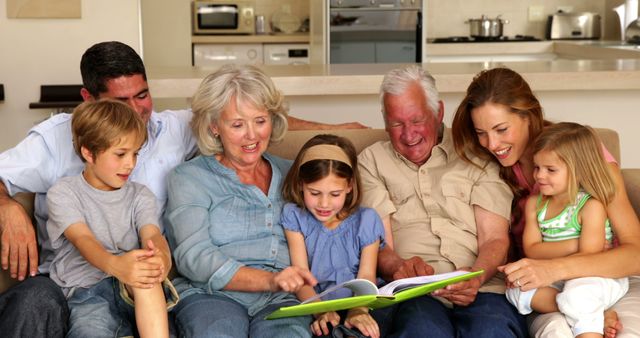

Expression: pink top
xmin=510 ymin=145 xmax=616 ymax=259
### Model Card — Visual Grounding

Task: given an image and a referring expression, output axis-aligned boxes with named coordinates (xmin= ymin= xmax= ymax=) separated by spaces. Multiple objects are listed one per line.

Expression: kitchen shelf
xmin=29 ymin=84 xmax=82 ymax=110
xmin=192 ymin=33 xmax=309 ymax=44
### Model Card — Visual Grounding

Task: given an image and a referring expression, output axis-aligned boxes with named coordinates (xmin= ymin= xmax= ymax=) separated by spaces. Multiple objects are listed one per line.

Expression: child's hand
xmin=311 ymin=311 xmax=340 ymax=336
xmin=111 ymin=249 xmax=163 ymax=288
xmin=345 ymin=307 xmax=379 ymax=338
xmin=137 ymin=239 xmax=169 ymax=280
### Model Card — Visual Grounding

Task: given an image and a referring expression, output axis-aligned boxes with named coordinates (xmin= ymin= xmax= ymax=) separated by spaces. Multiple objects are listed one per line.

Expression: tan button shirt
xmin=358 ymin=128 xmax=513 ymax=294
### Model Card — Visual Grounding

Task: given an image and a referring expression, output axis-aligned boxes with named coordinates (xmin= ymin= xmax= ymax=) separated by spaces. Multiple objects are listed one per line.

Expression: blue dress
xmin=282 ymin=203 xmax=385 ymax=300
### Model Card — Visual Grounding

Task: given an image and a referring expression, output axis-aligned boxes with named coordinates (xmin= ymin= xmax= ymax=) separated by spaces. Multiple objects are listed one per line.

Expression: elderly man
xmin=0 ymin=41 xmax=365 ymax=337
xmin=358 ymin=65 xmax=527 ymax=337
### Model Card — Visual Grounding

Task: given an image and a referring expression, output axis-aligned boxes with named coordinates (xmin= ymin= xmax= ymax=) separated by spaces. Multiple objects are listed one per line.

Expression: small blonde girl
xmin=282 ymin=134 xmax=385 ymax=338
xmin=505 ymin=122 xmax=628 ymax=338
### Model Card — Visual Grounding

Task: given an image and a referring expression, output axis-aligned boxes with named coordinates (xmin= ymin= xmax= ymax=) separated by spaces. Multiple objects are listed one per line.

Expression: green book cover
xmin=266 ymin=270 xmax=484 ymax=320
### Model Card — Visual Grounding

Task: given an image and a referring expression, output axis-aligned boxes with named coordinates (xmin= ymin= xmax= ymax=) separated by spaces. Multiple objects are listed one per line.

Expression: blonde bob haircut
xmin=71 ymin=99 xmax=147 ymax=162
xmin=190 ymin=64 xmax=289 ymax=156
xmin=533 ymin=122 xmax=616 ymax=205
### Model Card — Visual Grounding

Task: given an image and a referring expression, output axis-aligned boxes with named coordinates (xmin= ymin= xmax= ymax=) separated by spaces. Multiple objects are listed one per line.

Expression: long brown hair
xmin=451 ymin=67 xmax=548 ymax=223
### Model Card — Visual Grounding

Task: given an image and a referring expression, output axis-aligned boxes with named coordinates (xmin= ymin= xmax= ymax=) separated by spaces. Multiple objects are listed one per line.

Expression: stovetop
xmin=431 ymin=35 xmax=541 ymax=43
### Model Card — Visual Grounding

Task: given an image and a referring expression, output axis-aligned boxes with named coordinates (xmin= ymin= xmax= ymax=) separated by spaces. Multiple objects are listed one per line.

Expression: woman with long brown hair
xmin=451 ymin=67 xmax=640 ymax=337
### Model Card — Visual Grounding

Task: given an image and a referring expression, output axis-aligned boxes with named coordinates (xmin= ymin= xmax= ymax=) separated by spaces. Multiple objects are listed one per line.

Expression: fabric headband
xmin=299 ymin=144 xmax=352 ymax=169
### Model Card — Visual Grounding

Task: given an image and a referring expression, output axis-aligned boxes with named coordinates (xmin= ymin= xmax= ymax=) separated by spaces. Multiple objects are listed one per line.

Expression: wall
xmin=141 ymin=0 xmax=191 ymax=68
xmin=426 ymin=0 xmax=607 ymax=39
xmin=0 ymin=0 xmax=141 ymax=152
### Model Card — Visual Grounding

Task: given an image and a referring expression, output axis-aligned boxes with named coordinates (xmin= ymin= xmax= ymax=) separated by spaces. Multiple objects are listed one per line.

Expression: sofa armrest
xmin=622 ymin=169 xmax=640 ymax=218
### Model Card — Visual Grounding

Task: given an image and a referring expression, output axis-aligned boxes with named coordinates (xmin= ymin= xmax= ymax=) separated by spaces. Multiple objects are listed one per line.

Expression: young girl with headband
xmin=282 ymin=134 xmax=385 ymax=338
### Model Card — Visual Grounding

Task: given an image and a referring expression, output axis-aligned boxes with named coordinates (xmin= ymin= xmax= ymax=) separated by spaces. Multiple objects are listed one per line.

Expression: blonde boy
xmin=46 ymin=100 xmax=176 ymax=338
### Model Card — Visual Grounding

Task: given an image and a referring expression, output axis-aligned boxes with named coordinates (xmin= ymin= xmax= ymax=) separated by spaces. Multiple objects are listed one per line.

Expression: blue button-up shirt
xmin=165 ymin=153 xmax=296 ymax=316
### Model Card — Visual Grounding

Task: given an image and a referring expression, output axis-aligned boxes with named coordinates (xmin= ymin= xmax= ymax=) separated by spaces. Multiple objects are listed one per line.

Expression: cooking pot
xmin=466 ymin=15 xmax=509 ymax=38
xmin=626 ymin=18 xmax=640 ymax=44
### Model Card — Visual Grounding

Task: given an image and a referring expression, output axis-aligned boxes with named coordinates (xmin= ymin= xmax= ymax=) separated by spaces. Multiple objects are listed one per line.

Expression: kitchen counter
xmin=192 ymin=32 xmax=309 ymax=44
xmin=147 ymin=40 xmax=640 ymax=168
xmin=148 ymin=48 xmax=640 ymax=98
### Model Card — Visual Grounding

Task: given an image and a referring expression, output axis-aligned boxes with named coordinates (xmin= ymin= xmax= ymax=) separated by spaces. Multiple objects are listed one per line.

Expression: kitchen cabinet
xmin=193 ymin=43 xmax=310 ymax=66
xmin=191 ymin=33 xmax=311 ymax=66
xmin=330 ymin=42 xmax=375 ymax=63
xmin=330 ymin=41 xmax=415 ymax=63
xmin=375 ymin=41 xmax=416 ymax=63
xmin=193 ymin=44 xmax=263 ymax=67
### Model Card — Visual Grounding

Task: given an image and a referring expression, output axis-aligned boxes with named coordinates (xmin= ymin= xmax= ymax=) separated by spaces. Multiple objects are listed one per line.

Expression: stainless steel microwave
xmin=192 ymin=0 xmax=255 ymax=35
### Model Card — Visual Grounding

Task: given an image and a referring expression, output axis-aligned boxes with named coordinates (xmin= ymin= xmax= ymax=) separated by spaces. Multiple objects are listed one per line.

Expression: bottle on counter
xmin=255 ymin=15 xmax=266 ymax=35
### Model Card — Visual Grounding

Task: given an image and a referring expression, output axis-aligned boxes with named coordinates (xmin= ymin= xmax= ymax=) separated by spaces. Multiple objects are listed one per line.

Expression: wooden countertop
xmin=147 ymin=41 xmax=640 ymax=98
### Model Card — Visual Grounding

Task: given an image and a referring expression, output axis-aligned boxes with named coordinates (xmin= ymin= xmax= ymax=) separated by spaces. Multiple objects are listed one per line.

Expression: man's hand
xmin=431 ymin=273 xmax=481 ymax=306
xmin=0 ymin=199 xmax=38 ymax=280
xmin=269 ymin=266 xmax=317 ymax=293
xmin=392 ymin=256 xmax=434 ymax=280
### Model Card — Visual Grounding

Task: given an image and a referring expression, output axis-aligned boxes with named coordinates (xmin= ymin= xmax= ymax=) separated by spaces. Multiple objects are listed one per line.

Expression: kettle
xmin=626 ymin=19 xmax=640 ymax=44
xmin=614 ymin=0 xmax=639 ymax=40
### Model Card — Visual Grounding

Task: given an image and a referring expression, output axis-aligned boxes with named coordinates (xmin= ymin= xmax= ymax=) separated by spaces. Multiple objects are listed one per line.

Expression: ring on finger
xmin=515 ymin=279 xmax=522 ymax=287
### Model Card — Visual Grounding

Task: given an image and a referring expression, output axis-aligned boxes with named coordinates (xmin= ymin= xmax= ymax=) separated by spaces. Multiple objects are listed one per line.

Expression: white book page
xmin=377 ymin=270 xmax=469 ymax=296
xmin=301 ymin=279 xmax=379 ymax=304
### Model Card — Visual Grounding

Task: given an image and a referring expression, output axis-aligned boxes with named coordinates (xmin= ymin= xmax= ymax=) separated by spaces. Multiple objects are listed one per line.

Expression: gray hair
xmin=190 ymin=64 xmax=289 ymax=156
xmin=379 ymin=65 xmax=440 ymax=123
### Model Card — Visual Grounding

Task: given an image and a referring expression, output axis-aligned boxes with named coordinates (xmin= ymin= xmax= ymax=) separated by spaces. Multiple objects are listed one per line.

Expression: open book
xmin=266 ymin=270 xmax=483 ymax=319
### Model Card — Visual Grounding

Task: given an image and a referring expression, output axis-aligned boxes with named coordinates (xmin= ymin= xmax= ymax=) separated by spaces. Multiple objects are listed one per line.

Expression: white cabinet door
xmin=193 ymin=44 xmax=263 ymax=67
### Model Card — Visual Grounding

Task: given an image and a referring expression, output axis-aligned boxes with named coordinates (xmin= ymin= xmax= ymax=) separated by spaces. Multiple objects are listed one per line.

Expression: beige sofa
xmin=1 ymin=127 xmax=639 ymax=294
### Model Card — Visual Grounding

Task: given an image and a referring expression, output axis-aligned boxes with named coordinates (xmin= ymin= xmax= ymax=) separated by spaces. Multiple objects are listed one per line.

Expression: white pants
xmin=526 ymin=276 xmax=638 ymax=337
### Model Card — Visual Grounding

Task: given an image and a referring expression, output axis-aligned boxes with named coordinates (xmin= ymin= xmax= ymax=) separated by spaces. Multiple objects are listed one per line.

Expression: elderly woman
xmin=165 ymin=64 xmax=315 ymax=337
xmin=451 ymin=67 xmax=640 ymax=337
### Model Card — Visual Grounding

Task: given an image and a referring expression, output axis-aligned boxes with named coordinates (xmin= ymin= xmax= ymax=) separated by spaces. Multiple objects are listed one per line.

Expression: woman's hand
xmin=345 ymin=307 xmax=380 ymax=338
xmin=311 ymin=311 xmax=340 ymax=336
xmin=498 ymin=258 xmax=558 ymax=291
xmin=269 ymin=266 xmax=317 ymax=293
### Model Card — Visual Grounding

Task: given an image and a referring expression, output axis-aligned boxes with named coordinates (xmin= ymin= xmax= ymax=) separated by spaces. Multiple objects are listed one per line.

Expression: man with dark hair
xmin=0 ymin=41 xmax=363 ymax=337
xmin=80 ymin=41 xmax=148 ymax=97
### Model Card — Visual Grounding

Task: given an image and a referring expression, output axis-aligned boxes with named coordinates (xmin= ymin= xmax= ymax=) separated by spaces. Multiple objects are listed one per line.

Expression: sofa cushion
xmin=268 ymin=129 xmax=389 ymax=160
